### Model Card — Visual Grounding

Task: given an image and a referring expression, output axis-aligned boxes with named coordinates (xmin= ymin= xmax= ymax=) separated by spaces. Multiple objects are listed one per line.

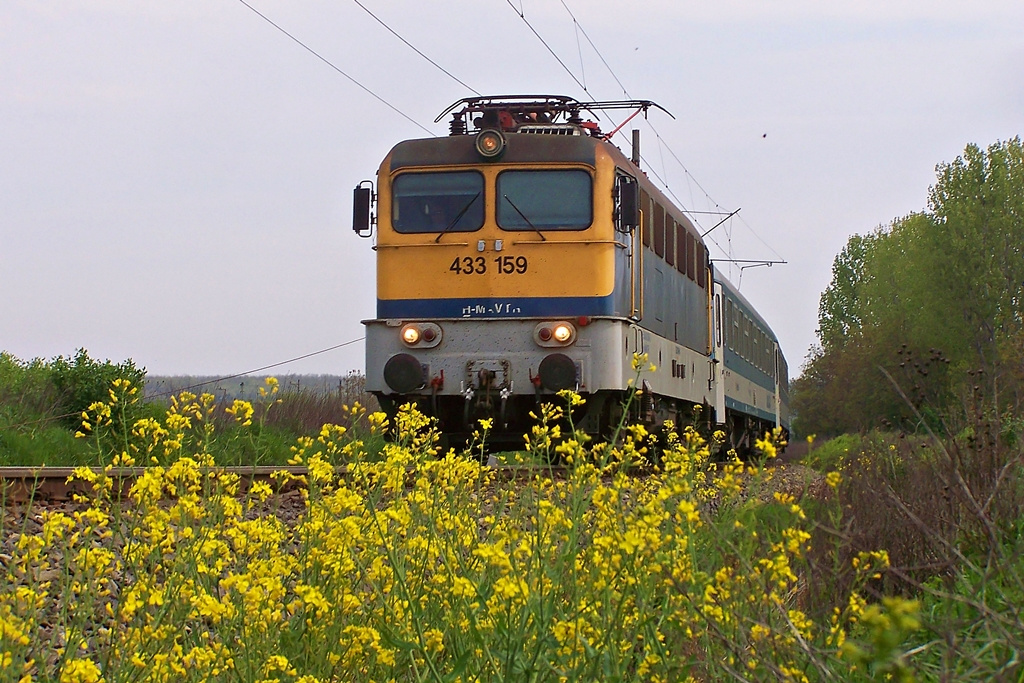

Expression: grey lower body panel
xmin=365 ymin=317 xmax=713 ymax=438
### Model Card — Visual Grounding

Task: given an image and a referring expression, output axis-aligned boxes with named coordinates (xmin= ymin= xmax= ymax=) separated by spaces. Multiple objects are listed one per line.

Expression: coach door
xmin=773 ymin=341 xmax=782 ymax=429
xmin=711 ymin=283 xmax=726 ymax=424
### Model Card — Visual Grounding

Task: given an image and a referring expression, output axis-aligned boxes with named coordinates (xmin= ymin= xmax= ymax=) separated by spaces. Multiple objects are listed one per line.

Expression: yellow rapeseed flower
xmin=224 ymin=399 xmax=254 ymax=426
xmin=423 ymin=628 xmax=445 ymax=653
xmin=60 ymin=659 xmax=103 ymax=683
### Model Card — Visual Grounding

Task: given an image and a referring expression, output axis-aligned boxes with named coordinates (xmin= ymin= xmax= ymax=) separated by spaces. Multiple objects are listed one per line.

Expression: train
xmin=353 ymin=95 xmax=789 ymax=452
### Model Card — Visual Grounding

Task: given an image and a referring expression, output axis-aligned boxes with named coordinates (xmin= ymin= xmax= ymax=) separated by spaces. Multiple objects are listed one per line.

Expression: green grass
xmin=0 ymin=422 xmax=93 ymax=467
xmin=0 ymin=351 xmax=382 ymax=467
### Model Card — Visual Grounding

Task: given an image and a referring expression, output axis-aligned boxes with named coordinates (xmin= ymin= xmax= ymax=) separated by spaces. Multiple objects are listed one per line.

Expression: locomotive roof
xmin=387 ymin=133 xmax=597 ymax=172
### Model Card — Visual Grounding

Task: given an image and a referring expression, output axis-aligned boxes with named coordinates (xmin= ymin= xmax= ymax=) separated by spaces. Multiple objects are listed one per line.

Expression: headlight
xmin=475 ymin=129 xmax=506 ymax=159
xmin=400 ymin=323 xmax=442 ymax=348
xmin=533 ymin=321 xmax=576 ymax=347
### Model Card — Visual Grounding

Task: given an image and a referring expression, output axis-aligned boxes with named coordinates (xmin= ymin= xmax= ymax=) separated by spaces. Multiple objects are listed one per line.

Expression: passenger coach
xmin=353 ymin=95 xmax=789 ymax=450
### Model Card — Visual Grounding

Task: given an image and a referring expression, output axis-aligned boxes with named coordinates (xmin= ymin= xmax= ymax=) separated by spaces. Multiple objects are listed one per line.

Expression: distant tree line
xmin=792 ymin=138 xmax=1024 ymax=437
xmin=144 ymin=372 xmax=366 ymax=402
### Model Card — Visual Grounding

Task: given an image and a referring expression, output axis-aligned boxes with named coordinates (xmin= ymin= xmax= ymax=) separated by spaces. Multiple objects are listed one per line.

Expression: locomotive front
xmin=355 ymin=97 xmax=644 ymax=444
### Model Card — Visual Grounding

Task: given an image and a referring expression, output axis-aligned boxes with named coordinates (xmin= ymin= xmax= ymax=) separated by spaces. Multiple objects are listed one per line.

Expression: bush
xmin=803 ymin=432 xmax=863 ymax=472
xmin=802 ymin=405 xmax=1024 ymax=680
xmin=49 ymin=348 xmax=146 ymax=430
xmin=0 ymin=350 xmax=147 ymax=465
xmin=0 ymin=352 xmax=62 ymax=423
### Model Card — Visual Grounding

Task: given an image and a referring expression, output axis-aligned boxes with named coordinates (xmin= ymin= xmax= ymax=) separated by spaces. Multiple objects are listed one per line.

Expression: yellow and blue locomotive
xmin=354 ymin=95 xmax=789 ymax=449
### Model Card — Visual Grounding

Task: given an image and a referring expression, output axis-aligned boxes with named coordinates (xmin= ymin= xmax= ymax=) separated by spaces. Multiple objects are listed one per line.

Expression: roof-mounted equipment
xmin=435 ymin=95 xmax=674 ymax=138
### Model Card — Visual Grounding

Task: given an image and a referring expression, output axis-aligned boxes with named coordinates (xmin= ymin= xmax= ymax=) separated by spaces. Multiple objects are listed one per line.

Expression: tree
xmin=927 ymin=138 xmax=1024 ymax=391
xmin=793 ymin=138 xmax=1024 ymax=436
xmin=817 ymin=232 xmax=877 ymax=353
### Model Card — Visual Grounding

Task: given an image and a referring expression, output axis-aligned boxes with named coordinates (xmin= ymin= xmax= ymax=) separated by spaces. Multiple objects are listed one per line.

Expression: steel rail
xmin=0 ymin=464 xmax=568 ymax=503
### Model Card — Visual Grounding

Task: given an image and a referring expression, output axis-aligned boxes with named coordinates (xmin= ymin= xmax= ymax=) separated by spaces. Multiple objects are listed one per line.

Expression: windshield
xmin=392 ymin=171 xmax=484 ymax=234
xmin=496 ymin=170 xmax=592 ymax=231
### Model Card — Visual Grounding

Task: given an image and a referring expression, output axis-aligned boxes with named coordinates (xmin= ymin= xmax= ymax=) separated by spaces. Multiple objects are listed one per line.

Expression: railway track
xmin=0 ymin=465 xmax=308 ymax=503
xmin=0 ymin=463 xmax=570 ymax=504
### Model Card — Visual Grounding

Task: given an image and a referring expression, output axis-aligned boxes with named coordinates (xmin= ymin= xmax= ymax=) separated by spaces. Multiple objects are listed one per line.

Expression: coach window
xmin=665 ymin=217 xmax=675 ymax=266
xmin=640 ymin=189 xmax=651 ymax=246
xmin=676 ymin=223 xmax=687 ymax=275
xmin=685 ymin=232 xmax=696 ymax=280
xmin=392 ymin=171 xmax=484 ymax=234
xmin=653 ymin=203 xmax=665 ymax=257
xmin=676 ymin=225 xmax=683 ymax=274
xmin=739 ymin=315 xmax=745 ymax=358
xmin=497 ymin=170 xmax=592 ymax=231
xmin=736 ymin=314 xmax=743 ymax=358
xmin=743 ymin=316 xmax=751 ymax=360
xmin=653 ymin=268 xmax=664 ymax=322
xmin=696 ymin=242 xmax=707 ymax=289
xmin=725 ymin=299 xmax=733 ymax=349
xmin=729 ymin=301 xmax=737 ymax=350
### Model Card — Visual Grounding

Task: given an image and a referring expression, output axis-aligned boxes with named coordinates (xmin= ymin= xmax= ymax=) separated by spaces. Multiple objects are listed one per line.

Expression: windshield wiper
xmin=434 ymin=192 xmax=481 ymax=243
xmin=502 ymin=195 xmax=547 ymax=241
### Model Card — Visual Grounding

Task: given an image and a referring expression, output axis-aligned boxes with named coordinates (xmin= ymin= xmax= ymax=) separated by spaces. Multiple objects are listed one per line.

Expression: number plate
xmin=449 ymin=255 xmax=528 ymax=275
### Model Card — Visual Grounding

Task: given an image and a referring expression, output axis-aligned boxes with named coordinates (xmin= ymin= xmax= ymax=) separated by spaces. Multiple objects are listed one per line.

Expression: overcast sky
xmin=2 ymin=1 xmax=1021 ymax=377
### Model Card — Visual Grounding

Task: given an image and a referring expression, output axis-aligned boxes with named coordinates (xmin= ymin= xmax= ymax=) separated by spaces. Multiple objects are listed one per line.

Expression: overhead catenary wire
xmin=163 ymin=337 xmax=366 ymax=397
xmin=551 ymin=0 xmax=786 ymax=271
xmin=504 ymin=0 xmax=590 ymax=96
xmin=554 ymin=3 xmax=699 ymax=192
xmin=558 ymin=0 xmax=630 ymax=99
xmin=570 ymin=12 xmax=587 ymax=91
xmin=235 ymin=0 xmax=779 ymax=276
xmin=500 ymin=4 xmax=683 ymax=207
xmin=349 ymin=0 xmax=481 ymax=96
xmin=235 ymin=0 xmax=434 ymax=137
xmin=636 ymin=107 xmax=787 ymax=267
xmin=539 ymin=2 xmax=716 ymax=226
xmin=735 ymin=211 xmax=786 ymax=262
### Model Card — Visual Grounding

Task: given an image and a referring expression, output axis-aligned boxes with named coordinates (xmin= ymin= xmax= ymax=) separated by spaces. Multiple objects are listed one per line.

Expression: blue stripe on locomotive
xmin=377 ymin=294 xmax=616 ymax=319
